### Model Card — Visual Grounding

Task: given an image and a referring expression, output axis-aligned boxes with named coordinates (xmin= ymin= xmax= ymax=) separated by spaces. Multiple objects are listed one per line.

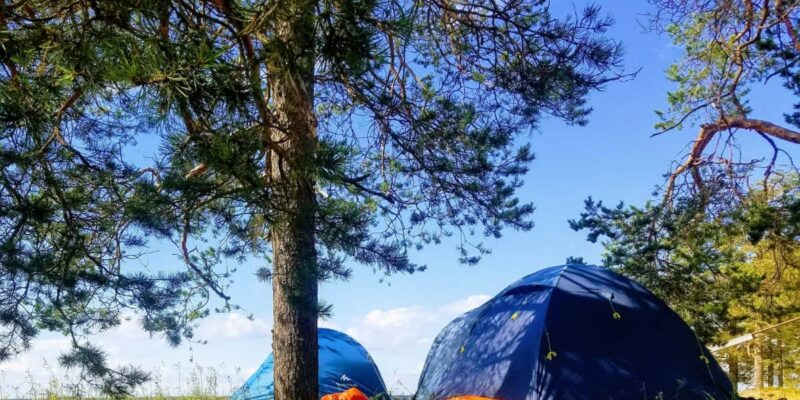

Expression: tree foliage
xmin=647 ymin=0 xmax=800 ymax=200
xmin=572 ymin=1 xmax=800 ymax=387
xmin=571 ymin=174 xmax=800 ymax=343
xmin=0 ymin=0 xmax=624 ymax=395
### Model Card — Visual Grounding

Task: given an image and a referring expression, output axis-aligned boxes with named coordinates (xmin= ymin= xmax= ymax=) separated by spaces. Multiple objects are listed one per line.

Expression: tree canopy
xmin=0 ymin=0 xmax=624 ymax=396
xmin=571 ymin=1 xmax=800 ymax=389
xmin=648 ymin=0 xmax=800 ymax=200
xmin=572 ymin=174 xmax=800 ymax=388
xmin=572 ymin=175 xmax=800 ymax=341
xmin=570 ymin=0 xmax=800 ymax=344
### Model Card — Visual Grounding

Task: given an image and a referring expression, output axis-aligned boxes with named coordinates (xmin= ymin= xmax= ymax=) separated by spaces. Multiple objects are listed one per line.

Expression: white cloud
xmin=347 ymin=306 xmax=430 ymax=352
xmin=343 ymin=294 xmax=490 ymax=394
xmin=0 ymin=334 xmax=74 ymax=397
xmin=0 ymin=336 xmax=71 ymax=374
xmin=0 ymin=312 xmax=272 ymax=396
xmin=363 ymin=306 xmax=435 ymax=329
xmin=347 ymin=294 xmax=489 ymax=350
xmin=195 ymin=313 xmax=271 ymax=341
xmin=440 ymin=294 xmax=491 ymax=314
xmin=0 ymin=296 xmax=492 ymax=396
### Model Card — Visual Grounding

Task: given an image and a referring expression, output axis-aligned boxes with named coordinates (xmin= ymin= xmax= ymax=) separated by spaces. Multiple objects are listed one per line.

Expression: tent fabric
xmin=231 ymin=328 xmax=389 ymax=400
xmin=415 ymin=264 xmax=733 ymax=400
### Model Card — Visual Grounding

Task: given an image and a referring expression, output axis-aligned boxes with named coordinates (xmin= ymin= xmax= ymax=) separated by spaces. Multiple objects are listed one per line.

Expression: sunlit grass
xmin=0 ymin=363 xmax=241 ymax=399
xmin=740 ymin=388 xmax=800 ymax=400
xmin=0 ymin=362 xmax=411 ymax=399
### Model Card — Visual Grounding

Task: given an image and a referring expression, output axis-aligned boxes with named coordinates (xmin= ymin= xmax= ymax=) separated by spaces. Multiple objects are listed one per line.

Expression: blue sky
xmin=2 ymin=1 xmax=799 ymax=397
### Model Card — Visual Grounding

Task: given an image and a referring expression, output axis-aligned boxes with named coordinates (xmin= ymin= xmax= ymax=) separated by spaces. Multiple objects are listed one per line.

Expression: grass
xmin=6 ymin=359 xmax=795 ymax=400
xmin=0 ymin=363 xmax=241 ymax=400
xmin=740 ymin=388 xmax=800 ymax=400
xmin=0 ymin=362 xmax=412 ymax=400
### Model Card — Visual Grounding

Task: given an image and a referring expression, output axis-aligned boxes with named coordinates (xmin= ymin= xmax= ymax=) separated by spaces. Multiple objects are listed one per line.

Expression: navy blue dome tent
xmin=415 ymin=264 xmax=733 ymax=400
xmin=231 ymin=328 xmax=388 ymax=400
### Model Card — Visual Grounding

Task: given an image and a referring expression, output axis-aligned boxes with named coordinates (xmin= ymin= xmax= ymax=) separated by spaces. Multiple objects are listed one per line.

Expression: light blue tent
xmin=231 ymin=328 xmax=389 ymax=400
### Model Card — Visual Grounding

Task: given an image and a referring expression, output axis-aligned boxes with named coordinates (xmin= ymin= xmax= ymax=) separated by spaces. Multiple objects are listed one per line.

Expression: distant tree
xmin=570 ymin=174 xmax=800 ymax=343
xmin=574 ymin=4 xmax=800 ymax=368
xmin=0 ymin=0 xmax=625 ymax=397
xmin=565 ymin=256 xmax=586 ymax=264
xmin=647 ymin=0 xmax=800 ymax=201
xmin=569 ymin=0 xmax=800 ymax=348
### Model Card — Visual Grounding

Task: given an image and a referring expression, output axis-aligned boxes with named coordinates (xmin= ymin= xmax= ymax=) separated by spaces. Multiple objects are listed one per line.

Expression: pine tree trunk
xmin=268 ymin=1 xmax=319 ymax=399
xmin=728 ymin=352 xmax=740 ymax=389
xmin=271 ymin=204 xmax=318 ymax=400
xmin=767 ymin=340 xmax=774 ymax=388
xmin=767 ymin=362 xmax=774 ymax=387
xmin=754 ymin=343 xmax=764 ymax=389
xmin=777 ymin=339 xmax=784 ymax=388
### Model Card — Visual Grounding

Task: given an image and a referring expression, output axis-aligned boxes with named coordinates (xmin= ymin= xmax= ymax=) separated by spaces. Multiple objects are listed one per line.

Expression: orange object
xmin=447 ymin=397 xmax=498 ymax=400
xmin=320 ymin=387 xmax=370 ymax=400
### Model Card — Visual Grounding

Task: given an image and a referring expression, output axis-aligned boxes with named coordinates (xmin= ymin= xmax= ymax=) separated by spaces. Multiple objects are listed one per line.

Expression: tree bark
xmin=767 ymin=341 xmax=774 ymax=387
xmin=754 ymin=342 xmax=764 ymax=389
xmin=271 ymin=196 xmax=318 ymax=400
xmin=728 ymin=352 xmax=740 ymax=389
xmin=777 ymin=339 xmax=784 ymax=388
xmin=268 ymin=0 xmax=319 ymax=399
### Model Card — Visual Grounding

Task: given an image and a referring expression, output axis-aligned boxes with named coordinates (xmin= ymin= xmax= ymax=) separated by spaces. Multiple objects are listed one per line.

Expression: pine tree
xmin=646 ymin=0 xmax=800 ymax=201
xmin=571 ymin=175 xmax=800 ymax=344
xmin=0 ymin=1 xmax=624 ymax=397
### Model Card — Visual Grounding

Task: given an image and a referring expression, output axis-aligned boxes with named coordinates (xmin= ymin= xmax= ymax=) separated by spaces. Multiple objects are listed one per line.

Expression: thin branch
xmin=665 ymin=117 xmax=800 ymax=201
xmin=181 ymin=214 xmax=231 ymax=301
xmin=37 ymin=88 xmax=84 ymax=154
